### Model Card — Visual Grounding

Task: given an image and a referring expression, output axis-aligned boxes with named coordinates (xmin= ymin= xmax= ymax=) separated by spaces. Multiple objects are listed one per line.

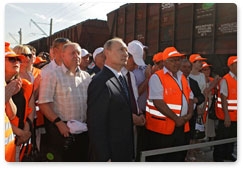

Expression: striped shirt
xmin=38 ymin=64 xmax=91 ymax=122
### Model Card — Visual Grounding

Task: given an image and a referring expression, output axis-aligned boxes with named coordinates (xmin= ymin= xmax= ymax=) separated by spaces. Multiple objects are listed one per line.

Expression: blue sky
xmin=4 ymin=2 xmax=126 ymax=46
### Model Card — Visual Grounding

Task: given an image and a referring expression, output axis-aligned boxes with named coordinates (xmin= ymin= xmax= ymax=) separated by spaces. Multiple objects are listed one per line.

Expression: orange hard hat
xmin=202 ymin=61 xmax=212 ymax=69
xmin=189 ymin=54 xmax=206 ymax=63
xmin=163 ymin=47 xmax=184 ymax=60
xmin=34 ymin=56 xmax=47 ymax=64
xmin=227 ymin=56 xmax=237 ymax=66
xmin=153 ymin=52 xmax=163 ymax=62
xmin=5 ymin=42 xmax=25 ymax=61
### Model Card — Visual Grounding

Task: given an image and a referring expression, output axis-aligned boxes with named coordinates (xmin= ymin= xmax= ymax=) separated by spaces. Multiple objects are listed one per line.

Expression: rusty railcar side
xmin=28 ymin=19 xmax=110 ymax=56
xmin=107 ymin=3 xmax=237 ymax=76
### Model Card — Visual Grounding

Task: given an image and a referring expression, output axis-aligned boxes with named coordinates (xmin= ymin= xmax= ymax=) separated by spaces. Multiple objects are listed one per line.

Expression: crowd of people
xmin=4 ymin=37 xmax=237 ymax=162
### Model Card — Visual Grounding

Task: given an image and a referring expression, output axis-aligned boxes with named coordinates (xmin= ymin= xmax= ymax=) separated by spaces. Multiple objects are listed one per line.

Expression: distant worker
xmin=33 ymin=56 xmax=48 ymax=69
xmin=152 ymin=52 xmax=163 ymax=73
xmin=80 ymin=48 xmax=92 ymax=71
xmin=88 ymin=47 xmax=105 ymax=77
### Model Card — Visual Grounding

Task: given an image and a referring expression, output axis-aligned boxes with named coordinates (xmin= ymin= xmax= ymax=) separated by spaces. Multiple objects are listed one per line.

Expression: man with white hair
xmin=39 ymin=42 xmax=91 ymax=162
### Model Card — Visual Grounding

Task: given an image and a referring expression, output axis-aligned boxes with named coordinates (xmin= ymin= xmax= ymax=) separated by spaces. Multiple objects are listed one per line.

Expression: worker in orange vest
xmin=5 ymin=42 xmax=25 ymax=162
xmin=5 ymin=81 xmax=20 ymax=162
xmin=213 ymin=56 xmax=237 ymax=162
xmin=145 ymin=46 xmax=194 ymax=161
xmin=5 ymin=42 xmax=34 ymax=162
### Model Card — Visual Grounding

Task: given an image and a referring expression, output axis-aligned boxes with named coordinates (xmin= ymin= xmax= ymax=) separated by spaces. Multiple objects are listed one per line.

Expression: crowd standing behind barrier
xmin=5 ymin=37 xmax=237 ymax=162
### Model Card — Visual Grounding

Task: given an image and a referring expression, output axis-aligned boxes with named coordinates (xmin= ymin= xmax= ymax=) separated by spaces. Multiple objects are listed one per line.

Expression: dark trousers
xmin=213 ymin=120 xmax=237 ymax=161
xmin=146 ymin=126 xmax=187 ymax=162
xmin=135 ymin=126 xmax=148 ymax=161
xmin=45 ymin=119 xmax=89 ymax=162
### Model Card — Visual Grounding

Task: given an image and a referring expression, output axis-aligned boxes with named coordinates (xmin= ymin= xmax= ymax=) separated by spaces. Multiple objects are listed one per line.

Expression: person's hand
xmin=174 ymin=116 xmax=186 ymax=127
xmin=197 ymin=106 xmax=205 ymax=115
xmin=15 ymin=130 xmax=31 ymax=146
xmin=145 ymin=64 xmax=152 ymax=79
xmin=6 ymin=78 xmax=22 ymax=96
xmin=224 ymin=114 xmax=231 ymax=127
xmin=214 ymin=75 xmax=221 ymax=82
xmin=133 ymin=114 xmax=146 ymax=126
xmin=56 ymin=121 xmax=70 ymax=137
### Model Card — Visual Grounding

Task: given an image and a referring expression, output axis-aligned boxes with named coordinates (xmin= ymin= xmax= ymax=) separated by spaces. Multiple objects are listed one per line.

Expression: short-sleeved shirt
xmin=132 ymin=66 xmax=147 ymax=112
xmin=38 ymin=64 xmax=91 ymax=122
xmin=41 ymin=60 xmax=59 ymax=78
xmin=220 ymin=71 xmax=237 ymax=97
xmin=189 ymin=72 xmax=206 ymax=93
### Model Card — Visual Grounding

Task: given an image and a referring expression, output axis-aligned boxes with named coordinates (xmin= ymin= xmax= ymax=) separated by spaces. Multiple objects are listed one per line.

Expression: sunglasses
xmin=6 ymin=57 xmax=22 ymax=63
xmin=22 ymin=53 xmax=33 ymax=59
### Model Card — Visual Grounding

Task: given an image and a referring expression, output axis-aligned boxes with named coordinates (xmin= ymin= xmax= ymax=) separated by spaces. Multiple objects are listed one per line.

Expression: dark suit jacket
xmin=188 ymin=77 xmax=205 ymax=133
xmin=188 ymin=77 xmax=205 ymax=106
xmin=87 ymin=66 xmax=134 ymax=162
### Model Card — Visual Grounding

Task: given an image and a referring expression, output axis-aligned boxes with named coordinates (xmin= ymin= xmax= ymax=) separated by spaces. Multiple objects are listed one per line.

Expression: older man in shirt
xmin=38 ymin=42 xmax=91 ymax=162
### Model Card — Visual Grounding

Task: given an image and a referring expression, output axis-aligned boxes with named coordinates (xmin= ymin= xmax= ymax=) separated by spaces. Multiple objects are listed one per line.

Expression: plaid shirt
xmin=39 ymin=64 xmax=91 ymax=122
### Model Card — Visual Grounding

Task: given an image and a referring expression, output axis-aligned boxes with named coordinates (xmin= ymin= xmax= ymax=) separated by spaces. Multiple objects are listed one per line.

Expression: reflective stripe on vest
xmin=216 ymin=73 xmax=237 ymax=121
xmin=145 ymin=70 xmax=191 ymax=135
xmin=217 ymin=97 xmax=237 ymax=110
xmin=5 ymin=114 xmax=16 ymax=162
xmin=146 ymin=100 xmax=180 ymax=117
xmin=5 ymin=115 xmax=15 ymax=145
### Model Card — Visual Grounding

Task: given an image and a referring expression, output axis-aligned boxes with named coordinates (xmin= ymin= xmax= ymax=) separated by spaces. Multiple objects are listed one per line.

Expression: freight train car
xmin=107 ymin=3 xmax=237 ymax=76
xmin=28 ymin=19 xmax=110 ymax=58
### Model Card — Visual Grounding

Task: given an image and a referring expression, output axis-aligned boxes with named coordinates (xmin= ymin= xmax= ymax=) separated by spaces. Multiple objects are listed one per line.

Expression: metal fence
xmin=140 ymin=137 xmax=237 ymax=162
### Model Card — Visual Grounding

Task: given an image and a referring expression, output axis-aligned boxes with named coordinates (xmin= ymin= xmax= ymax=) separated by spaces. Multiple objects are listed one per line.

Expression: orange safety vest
xmin=216 ymin=73 xmax=237 ymax=121
xmin=10 ymin=79 xmax=33 ymax=127
xmin=145 ymin=70 xmax=191 ymax=135
xmin=32 ymin=67 xmax=41 ymax=79
xmin=5 ymin=114 xmax=16 ymax=162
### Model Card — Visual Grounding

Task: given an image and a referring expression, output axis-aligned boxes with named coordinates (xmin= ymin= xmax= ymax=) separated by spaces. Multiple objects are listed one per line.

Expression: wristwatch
xmin=53 ymin=117 xmax=61 ymax=125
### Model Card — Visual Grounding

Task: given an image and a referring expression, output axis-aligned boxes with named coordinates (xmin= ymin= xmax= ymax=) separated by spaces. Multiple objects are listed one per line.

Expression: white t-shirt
xmin=189 ymin=72 xmax=206 ymax=93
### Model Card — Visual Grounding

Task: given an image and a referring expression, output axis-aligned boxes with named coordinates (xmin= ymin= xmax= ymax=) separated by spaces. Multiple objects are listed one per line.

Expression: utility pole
xmin=50 ymin=18 xmax=53 ymax=36
xmin=18 ymin=28 xmax=22 ymax=44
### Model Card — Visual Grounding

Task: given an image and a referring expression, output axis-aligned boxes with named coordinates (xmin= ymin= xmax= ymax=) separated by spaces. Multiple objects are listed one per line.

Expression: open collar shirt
xmin=39 ymin=63 xmax=91 ymax=122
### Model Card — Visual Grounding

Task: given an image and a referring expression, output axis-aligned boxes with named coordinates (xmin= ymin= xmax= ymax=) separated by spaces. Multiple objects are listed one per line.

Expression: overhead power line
xmin=8 ymin=33 xmax=19 ymax=44
xmin=30 ymin=18 xmax=53 ymax=36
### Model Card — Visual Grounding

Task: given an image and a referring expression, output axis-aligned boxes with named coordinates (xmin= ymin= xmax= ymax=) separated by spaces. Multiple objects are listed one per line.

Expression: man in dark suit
xmin=87 ymin=37 xmax=134 ymax=162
